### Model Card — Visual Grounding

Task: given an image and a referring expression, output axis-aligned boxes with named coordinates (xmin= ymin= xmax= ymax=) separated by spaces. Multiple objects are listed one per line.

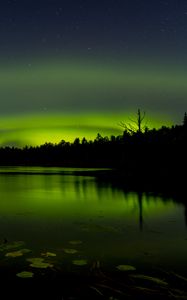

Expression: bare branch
xmin=119 ymin=109 xmax=146 ymax=134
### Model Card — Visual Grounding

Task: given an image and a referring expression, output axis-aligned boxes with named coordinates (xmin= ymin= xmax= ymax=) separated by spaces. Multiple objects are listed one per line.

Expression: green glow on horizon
xmin=0 ymin=112 xmax=172 ymax=146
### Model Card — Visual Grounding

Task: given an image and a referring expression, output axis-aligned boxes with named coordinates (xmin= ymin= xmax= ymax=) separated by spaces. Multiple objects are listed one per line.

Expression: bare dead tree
xmin=119 ymin=109 xmax=146 ymax=134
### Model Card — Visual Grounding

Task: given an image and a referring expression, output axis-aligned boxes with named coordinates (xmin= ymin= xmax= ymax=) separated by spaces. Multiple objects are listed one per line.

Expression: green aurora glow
xmin=0 ymin=112 xmax=171 ymax=147
xmin=0 ymin=59 xmax=181 ymax=146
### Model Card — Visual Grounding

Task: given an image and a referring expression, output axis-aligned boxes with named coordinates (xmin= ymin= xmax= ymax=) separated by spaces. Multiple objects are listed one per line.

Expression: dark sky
xmin=0 ymin=0 xmax=186 ymax=145
xmin=0 ymin=1 xmax=186 ymax=60
xmin=0 ymin=0 xmax=186 ymax=62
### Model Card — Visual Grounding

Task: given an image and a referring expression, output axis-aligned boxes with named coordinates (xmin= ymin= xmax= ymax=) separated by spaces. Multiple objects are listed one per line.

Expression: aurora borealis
xmin=0 ymin=0 xmax=186 ymax=146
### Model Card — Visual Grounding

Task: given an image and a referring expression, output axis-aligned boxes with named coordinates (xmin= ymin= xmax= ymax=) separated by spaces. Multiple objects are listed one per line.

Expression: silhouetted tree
xmin=74 ymin=138 xmax=80 ymax=146
xmin=119 ymin=109 xmax=146 ymax=134
xmin=82 ymin=137 xmax=88 ymax=145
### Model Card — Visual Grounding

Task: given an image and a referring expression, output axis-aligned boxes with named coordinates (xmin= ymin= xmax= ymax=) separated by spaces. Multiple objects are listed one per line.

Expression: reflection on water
xmin=0 ymin=167 xmax=186 ymax=273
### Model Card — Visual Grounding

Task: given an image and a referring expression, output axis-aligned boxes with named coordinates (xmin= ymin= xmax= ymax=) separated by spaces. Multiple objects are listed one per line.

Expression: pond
xmin=0 ymin=167 xmax=187 ymax=298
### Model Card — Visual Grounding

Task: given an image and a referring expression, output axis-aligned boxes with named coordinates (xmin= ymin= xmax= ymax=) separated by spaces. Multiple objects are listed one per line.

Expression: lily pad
xmin=6 ymin=251 xmax=24 ymax=258
xmin=41 ymin=252 xmax=56 ymax=257
xmin=30 ymin=262 xmax=53 ymax=269
xmin=27 ymin=258 xmax=44 ymax=264
xmin=63 ymin=248 xmax=78 ymax=254
xmin=20 ymin=248 xmax=31 ymax=254
xmin=0 ymin=241 xmax=25 ymax=252
xmin=6 ymin=248 xmax=31 ymax=258
xmin=69 ymin=240 xmax=82 ymax=245
xmin=27 ymin=257 xmax=53 ymax=269
xmin=116 ymin=265 xmax=136 ymax=271
xmin=72 ymin=259 xmax=87 ymax=266
xmin=130 ymin=274 xmax=168 ymax=286
xmin=16 ymin=271 xmax=34 ymax=278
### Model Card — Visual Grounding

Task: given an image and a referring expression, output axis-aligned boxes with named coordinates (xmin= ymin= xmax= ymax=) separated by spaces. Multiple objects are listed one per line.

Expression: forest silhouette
xmin=0 ymin=111 xmax=186 ymax=191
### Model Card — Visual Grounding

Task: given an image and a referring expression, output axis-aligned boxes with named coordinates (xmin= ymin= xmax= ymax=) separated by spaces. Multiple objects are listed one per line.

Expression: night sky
xmin=0 ymin=0 xmax=186 ymax=146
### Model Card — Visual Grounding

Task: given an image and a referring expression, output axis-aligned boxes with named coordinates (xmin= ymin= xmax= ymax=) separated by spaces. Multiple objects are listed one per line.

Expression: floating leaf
xmin=41 ymin=252 xmax=56 ymax=257
xmin=30 ymin=262 xmax=53 ymax=269
xmin=20 ymin=249 xmax=31 ymax=254
xmin=27 ymin=258 xmax=44 ymax=263
xmin=6 ymin=251 xmax=24 ymax=257
xmin=6 ymin=248 xmax=31 ymax=257
xmin=116 ymin=265 xmax=136 ymax=271
xmin=5 ymin=249 xmax=31 ymax=257
xmin=72 ymin=259 xmax=87 ymax=266
xmin=27 ymin=257 xmax=53 ymax=269
xmin=63 ymin=248 xmax=78 ymax=254
xmin=130 ymin=275 xmax=168 ymax=286
xmin=16 ymin=271 xmax=34 ymax=278
xmin=69 ymin=240 xmax=82 ymax=245
xmin=0 ymin=241 xmax=25 ymax=252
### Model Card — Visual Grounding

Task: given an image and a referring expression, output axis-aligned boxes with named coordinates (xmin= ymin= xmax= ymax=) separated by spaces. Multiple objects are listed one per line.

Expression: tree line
xmin=0 ymin=111 xmax=187 ymax=176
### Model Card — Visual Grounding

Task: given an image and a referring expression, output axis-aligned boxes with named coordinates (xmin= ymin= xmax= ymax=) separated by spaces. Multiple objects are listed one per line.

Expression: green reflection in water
xmin=0 ymin=167 xmax=186 ymax=272
xmin=0 ymin=172 xmax=176 ymax=218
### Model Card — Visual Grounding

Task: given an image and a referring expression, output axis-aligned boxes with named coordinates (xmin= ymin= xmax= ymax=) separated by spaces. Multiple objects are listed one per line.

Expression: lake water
xmin=0 ymin=167 xmax=187 ymax=282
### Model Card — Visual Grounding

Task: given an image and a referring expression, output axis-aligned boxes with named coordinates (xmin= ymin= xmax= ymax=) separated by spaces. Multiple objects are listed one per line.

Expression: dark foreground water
xmin=0 ymin=167 xmax=187 ymax=299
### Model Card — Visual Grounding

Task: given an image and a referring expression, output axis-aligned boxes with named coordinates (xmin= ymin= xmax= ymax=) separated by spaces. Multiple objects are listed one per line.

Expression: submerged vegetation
xmin=1 ymin=239 xmax=187 ymax=299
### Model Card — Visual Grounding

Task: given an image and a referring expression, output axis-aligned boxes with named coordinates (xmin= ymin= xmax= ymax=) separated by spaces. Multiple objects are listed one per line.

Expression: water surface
xmin=0 ymin=167 xmax=186 ymax=276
